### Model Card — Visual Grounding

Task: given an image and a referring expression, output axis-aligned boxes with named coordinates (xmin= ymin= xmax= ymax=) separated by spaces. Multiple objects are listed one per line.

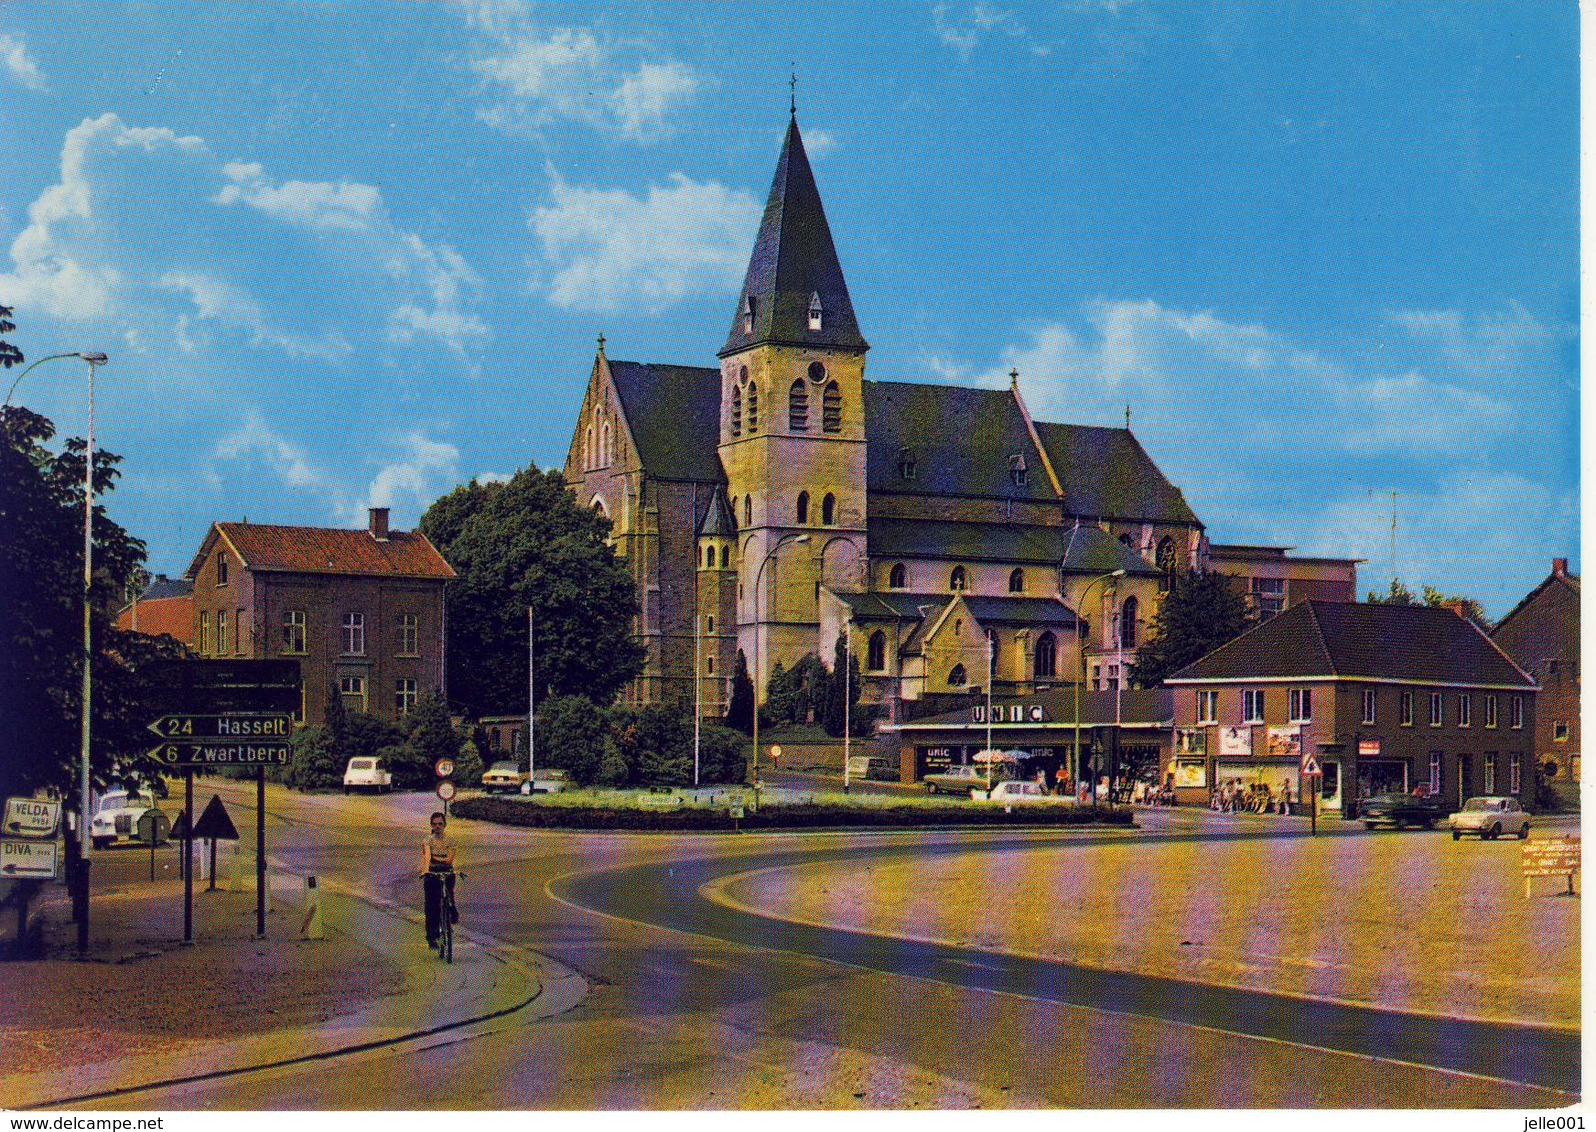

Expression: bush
xmin=697 ymin=724 xmax=750 ymax=785
xmin=538 ymin=694 xmax=609 ymax=786
xmin=286 ymin=724 xmax=341 ymax=791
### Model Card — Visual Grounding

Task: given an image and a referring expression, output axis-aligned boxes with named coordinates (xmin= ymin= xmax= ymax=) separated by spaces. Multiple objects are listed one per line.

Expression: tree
xmin=419 ymin=467 xmax=646 ymax=716
xmin=387 ymin=692 xmax=459 ymax=790
xmin=537 ymin=694 xmax=609 ymax=786
xmin=1368 ymin=577 xmax=1492 ymax=630
xmin=697 ymin=724 xmax=751 ymax=784
xmin=0 ymin=303 xmax=22 ymax=370
xmin=764 ymin=652 xmax=829 ymax=726
xmin=822 ymin=634 xmax=861 ymax=738
xmin=1130 ymin=570 xmax=1250 ymax=688
xmin=724 ymin=650 xmax=755 ymax=734
xmin=1 ymin=401 xmax=176 ymax=801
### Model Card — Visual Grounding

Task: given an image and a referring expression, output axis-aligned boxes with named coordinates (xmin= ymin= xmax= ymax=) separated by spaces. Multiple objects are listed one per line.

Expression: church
xmin=563 ymin=113 xmax=1355 ymax=725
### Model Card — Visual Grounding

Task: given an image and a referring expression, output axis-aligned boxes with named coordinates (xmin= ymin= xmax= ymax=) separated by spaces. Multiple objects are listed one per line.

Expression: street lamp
xmin=1073 ymin=568 xmax=1125 ymax=810
xmin=817 ymin=535 xmax=865 ymax=793
xmin=5 ymin=350 xmax=108 ymax=953
xmin=749 ymin=531 xmax=810 ymax=797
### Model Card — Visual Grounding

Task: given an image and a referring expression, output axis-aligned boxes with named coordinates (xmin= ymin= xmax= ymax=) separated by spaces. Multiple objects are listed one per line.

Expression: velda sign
xmin=4 ymin=797 xmax=62 ymax=838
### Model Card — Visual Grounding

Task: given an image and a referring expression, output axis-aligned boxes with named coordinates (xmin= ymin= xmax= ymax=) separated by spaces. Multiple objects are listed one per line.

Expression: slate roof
xmin=868 ymin=517 xmax=1068 ymax=564
xmin=697 ymin=489 xmax=737 ymax=537
xmin=720 ymin=117 xmax=867 ymax=357
xmin=1060 ymin=524 xmax=1164 ymax=577
xmin=828 ymin=590 xmax=950 ymax=622
xmin=189 ymin=523 xmax=456 ymax=581
xmin=1168 ymin=600 xmax=1535 ymax=688
xmin=863 ymin=381 xmax=1058 ymax=501
xmin=961 ymin=595 xmax=1078 ymax=626
xmin=1033 ymin=422 xmax=1199 ymax=524
xmin=606 ymin=361 xmax=727 ymax=483
xmin=1493 ymin=566 xmax=1580 ymax=640
xmin=140 ymin=575 xmax=194 ymax=601
xmin=898 ymin=687 xmax=1174 ymax=729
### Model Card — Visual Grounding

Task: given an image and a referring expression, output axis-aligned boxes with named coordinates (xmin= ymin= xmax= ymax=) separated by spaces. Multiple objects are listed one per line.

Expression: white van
xmin=343 ymin=758 xmax=393 ymax=794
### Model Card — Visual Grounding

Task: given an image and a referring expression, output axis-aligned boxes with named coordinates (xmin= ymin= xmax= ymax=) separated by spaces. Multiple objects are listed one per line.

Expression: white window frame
xmin=217 ymin=610 xmax=231 ymax=655
xmin=342 ymin=612 xmax=366 ymax=656
xmin=1428 ymin=692 xmax=1443 ymax=728
xmin=1510 ymin=754 xmax=1522 ymax=795
xmin=1361 ymin=688 xmax=1376 ymax=725
xmin=339 ymin=674 xmax=367 ymax=713
xmin=1242 ymin=689 xmax=1264 ymax=725
xmin=1288 ymin=687 xmax=1312 ymax=723
xmin=1197 ymin=690 xmax=1219 ymax=725
xmin=282 ymin=609 xmax=306 ymax=655
xmin=200 ymin=611 xmax=213 ymax=656
xmin=1429 ymin=752 xmax=1441 ymax=794
xmin=395 ymin=678 xmax=418 ymax=716
xmin=1457 ymin=693 xmax=1471 ymax=728
xmin=398 ymin=612 xmax=419 ymax=656
xmin=1484 ymin=753 xmax=1497 ymax=794
xmin=1485 ymin=694 xmax=1498 ymax=729
xmin=1510 ymin=696 xmax=1524 ymax=729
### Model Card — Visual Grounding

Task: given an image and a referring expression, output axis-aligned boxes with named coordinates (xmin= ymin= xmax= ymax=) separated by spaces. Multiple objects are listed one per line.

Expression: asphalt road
xmin=94 ymin=787 xmax=1580 ymax=1109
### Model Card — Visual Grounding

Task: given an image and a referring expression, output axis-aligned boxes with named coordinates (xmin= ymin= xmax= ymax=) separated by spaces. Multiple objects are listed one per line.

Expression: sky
xmin=0 ymin=1 xmax=1579 ymax=617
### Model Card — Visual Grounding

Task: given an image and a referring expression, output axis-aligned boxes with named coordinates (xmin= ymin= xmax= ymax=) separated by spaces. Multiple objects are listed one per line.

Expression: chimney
xmin=369 ymin=507 xmax=390 ymax=541
xmin=1553 ymin=557 xmax=1568 ymax=578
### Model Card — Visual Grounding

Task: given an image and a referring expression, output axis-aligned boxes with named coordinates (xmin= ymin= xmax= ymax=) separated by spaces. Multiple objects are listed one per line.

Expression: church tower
xmin=718 ymin=113 xmax=869 ymax=694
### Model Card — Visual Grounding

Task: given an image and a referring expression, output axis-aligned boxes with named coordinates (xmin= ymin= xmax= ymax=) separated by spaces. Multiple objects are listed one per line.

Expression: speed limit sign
xmin=434 ymin=758 xmax=455 ymax=779
xmin=436 ymin=780 xmax=457 ymax=802
xmin=769 ymin=744 xmax=782 ymax=762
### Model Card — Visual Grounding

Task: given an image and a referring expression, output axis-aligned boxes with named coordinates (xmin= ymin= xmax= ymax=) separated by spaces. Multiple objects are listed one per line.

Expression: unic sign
xmin=971 ymin=704 xmax=1048 ymax=724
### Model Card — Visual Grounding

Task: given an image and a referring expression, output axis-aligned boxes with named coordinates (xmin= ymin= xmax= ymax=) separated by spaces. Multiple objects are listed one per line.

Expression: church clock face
xmin=807 ymin=361 xmax=827 ymax=383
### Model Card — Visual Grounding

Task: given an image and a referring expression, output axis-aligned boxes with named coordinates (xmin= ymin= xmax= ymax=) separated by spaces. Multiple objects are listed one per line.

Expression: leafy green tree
xmin=0 ymin=303 xmax=22 ymax=370
xmin=539 ymin=694 xmax=609 ymax=786
xmin=1 ymin=402 xmax=179 ymax=801
xmin=420 ymin=467 xmax=646 ymax=716
xmin=1368 ymin=577 xmax=1492 ymax=630
xmin=822 ymin=634 xmax=861 ymax=738
xmin=1130 ymin=570 xmax=1250 ymax=688
xmin=1366 ymin=578 xmax=1418 ymax=605
xmin=697 ymin=724 xmax=751 ymax=784
xmin=724 ymin=650 xmax=755 ymax=734
xmin=385 ymin=691 xmax=457 ymax=789
xmin=764 ymin=652 xmax=830 ymax=726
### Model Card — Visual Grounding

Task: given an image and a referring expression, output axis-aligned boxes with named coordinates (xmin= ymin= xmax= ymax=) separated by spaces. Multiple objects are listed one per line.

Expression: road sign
xmin=148 ymin=741 xmax=292 ymax=767
xmin=436 ymin=780 xmax=457 ymax=802
xmin=148 ymin=713 xmax=292 ymax=741
xmin=1522 ymin=837 xmax=1580 ymax=877
xmin=1300 ymin=753 xmax=1321 ymax=776
xmin=1 ymin=838 xmax=59 ymax=879
xmin=147 ymin=659 xmax=303 ymax=715
xmin=192 ymin=795 xmax=240 ymax=842
xmin=135 ymin=808 xmax=172 ymax=847
xmin=4 ymin=797 xmax=61 ymax=838
xmin=769 ymin=745 xmax=782 ymax=761
xmin=434 ymin=758 xmax=455 ymax=779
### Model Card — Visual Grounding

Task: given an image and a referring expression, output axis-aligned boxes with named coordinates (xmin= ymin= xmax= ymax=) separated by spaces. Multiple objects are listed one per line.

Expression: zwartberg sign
xmin=148 ymin=742 xmax=293 ymax=767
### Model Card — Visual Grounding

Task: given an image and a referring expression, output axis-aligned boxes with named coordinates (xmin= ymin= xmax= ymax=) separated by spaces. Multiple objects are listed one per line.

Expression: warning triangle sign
xmin=169 ymin=810 xmax=190 ymax=840
xmin=192 ymin=795 xmax=240 ymax=841
xmin=1300 ymin=754 xmax=1321 ymax=776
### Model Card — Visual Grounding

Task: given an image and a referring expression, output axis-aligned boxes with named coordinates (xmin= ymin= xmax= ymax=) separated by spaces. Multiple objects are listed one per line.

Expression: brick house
xmin=114 ymin=574 xmax=195 ymax=645
xmin=1165 ymin=601 xmax=1537 ymax=814
xmin=1492 ymin=558 xmax=1579 ymax=806
xmin=183 ymin=508 xmax=456 ymax=726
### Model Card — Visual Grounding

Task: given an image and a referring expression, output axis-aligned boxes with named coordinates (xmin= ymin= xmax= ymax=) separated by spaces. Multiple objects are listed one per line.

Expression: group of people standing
xmin=1209 ymin=781 xmax=1295 ymax=815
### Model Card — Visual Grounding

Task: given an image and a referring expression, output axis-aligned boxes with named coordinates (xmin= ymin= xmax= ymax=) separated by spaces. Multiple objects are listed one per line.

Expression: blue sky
xmin=0 ymin=1 xmax=1578 ymax=616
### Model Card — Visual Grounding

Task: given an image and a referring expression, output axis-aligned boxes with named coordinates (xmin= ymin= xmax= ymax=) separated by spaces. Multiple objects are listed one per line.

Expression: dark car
xmin=1361 ymin=791 xmax=1449 ymax=830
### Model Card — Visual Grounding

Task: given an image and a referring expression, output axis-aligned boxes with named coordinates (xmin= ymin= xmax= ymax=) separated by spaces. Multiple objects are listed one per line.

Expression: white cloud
xmin=932 ymin=3 xmax=1051 ymax=62
xmin=387 ymin=303 xmax=490 ymax=353
xmin=0 ymin=32 xmax=46 ymax=92
xmin=159 ymin=270 xmax=352 ymax=360
xmin=1388 ymin=303 xmax=1562 ymax=380
xmin=530 ymin=172 xmax=760 ymax=315
xmin=213 ymin=411 xmax=329 ymax=491
xmin=461 ymin=3 xmax=701 ymax=140
xmin=357 ymin=434 xmax=464 ymax=518
xmin=803 ymin=129 xmax=839 ymax=158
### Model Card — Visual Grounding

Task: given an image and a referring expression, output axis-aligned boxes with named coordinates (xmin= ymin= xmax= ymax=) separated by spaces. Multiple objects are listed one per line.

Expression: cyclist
xmin=419 ymin=810 xmax=457 ymax=949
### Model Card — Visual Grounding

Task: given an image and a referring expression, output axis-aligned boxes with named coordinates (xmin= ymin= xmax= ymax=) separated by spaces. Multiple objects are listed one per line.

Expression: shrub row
xmin=452 ymin=796 xmax=1135 ymax=832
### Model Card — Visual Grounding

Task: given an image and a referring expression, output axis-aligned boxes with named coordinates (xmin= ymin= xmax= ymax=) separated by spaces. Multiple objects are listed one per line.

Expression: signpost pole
xmin=256 ymin=766 xmax=266 ymax=938
xmin=183 ymin=769 xmax=194 ymax=943
xmin=1311 ymin=774 xmax=1318 ymax=837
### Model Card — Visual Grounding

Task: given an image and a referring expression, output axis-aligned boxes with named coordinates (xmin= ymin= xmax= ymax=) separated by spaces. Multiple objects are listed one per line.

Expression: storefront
xmin=1214 ymin=758 xmax=1301 ymax=800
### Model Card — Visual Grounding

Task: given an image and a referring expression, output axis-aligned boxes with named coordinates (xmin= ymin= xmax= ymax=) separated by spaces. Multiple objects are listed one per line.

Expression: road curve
xmin=549 ymin=832 xmax=1580 ymax=1097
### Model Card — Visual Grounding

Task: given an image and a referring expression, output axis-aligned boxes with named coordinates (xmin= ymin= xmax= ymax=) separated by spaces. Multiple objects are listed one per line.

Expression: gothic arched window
xmin=950 ymin=565 xmax=967 ymax=592
xmin=704 ymin=546 xmax=714 ymax=569
xmin=948 ymin=663 xmax=967 ymax=687
xmin=730 ymin=385 xmax=742 ymax=437
xmin=1120 ymin=596 xmax=1139 ymax=649
xmin=585 ymin=423 xmax=595 ymax=469
xmin=743 ymin=495 xmax=752 ymax=527
xmin=867 ymin=631 xmax=886 ymax=672
xmin=821 ymin=493 xmax=835 ymax=526
xmin=719 ymin=545 xmax=729 ymax=569
xmin=888 ymin=563 xmax=907 ymax=589
xmin=1034 ymin=631 xmax=1058 ymax=678
xmin=601 ymin=421 xmax=611 ymax=465
xmin=1008 ymin=567 xmax=1024 ymax=594
xmin=746 ymin=382 xmax=759 ymax=433
xmin=789 ymin=379 xmax=809 ymax=431
xmin=796 ymin=491 xmax=810 ymax=525
xmin=1156 ymin=536 xmax=1177 ymax=572
xmin=822 ymin=381 xmax=842 ymax=433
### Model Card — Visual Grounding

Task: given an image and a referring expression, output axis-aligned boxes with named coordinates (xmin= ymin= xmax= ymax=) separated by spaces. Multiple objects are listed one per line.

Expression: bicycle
xmin=423 ymin=869 xmax=464 ymax=963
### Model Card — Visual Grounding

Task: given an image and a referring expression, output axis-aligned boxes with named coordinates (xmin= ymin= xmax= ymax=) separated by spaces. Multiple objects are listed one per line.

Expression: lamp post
xmin=749 ymin=532 xmax=810 ymax=796
xmin=6 ymin=350 xmax=108 ymax=953
xmin=818 ymin=535 xmax=865 ymax=793
xmin=1073 ymin=568 xmax=1125 ymax=810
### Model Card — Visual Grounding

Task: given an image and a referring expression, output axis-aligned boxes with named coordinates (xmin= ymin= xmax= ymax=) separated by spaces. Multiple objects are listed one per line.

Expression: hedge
xmin=451 ymin=796 xmax=1135 ymax=832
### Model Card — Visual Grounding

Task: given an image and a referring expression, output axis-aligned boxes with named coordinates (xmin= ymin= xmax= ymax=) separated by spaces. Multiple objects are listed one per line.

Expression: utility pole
xmin=694 ymin=612 xmax=702 ymax=788
xmin=526 ymin=607 xmax=535 ymax=790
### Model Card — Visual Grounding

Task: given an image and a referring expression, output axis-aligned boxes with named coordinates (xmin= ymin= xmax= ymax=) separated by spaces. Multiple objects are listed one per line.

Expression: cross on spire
xmin=596 ymin=332 xmax=606 ymax=356
xmin=790 ymin=66 xmax=797 ymax=116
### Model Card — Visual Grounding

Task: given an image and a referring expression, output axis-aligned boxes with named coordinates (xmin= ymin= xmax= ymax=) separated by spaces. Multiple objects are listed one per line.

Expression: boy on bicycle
xmin=420 ymin=811 xmax=457 ymax=948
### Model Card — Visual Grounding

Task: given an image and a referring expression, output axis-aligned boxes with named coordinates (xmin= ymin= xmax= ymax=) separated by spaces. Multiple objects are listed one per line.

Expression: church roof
xmin=606 ymin=361 xmax=727 ymax=483
xmin=868 ymin=517 xmax=1069 ymax=564
xmin=864 ymin=381 xmax=1059 ymax=502
xmin=720 ymin=118 xmax=868 ymax=357
xmin=697 ymin=488 xmax=737 ymax=537
xmin=1060 ymin=524 xmax=1165 ymax=577
xmin=1033 ymin=422 xmax=1200 ymax=525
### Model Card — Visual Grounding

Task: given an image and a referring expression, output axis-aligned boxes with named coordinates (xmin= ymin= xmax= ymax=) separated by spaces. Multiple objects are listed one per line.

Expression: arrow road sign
xmin=148 ymin=714 xmax=293 ymax=741
xmin=4 ymin=797 xmax=61 ymax=838
xmin=148 ymin=741 xmax=293 ymax=767
xmin=1 ymin=838 xmax=59 ymax=879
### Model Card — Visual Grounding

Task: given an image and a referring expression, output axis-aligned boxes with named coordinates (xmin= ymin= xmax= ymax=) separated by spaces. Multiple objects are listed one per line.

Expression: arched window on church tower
xmin=822 ymin=381 xmax=842 ymax=433
xmin=1034 ymin=631 xmax=1058 ymax=678
xmin=821 ymin=493 xmax=835 ymax=526
xmin=730 ymin=385 xmax=742 ymax=437
xmin=585 ymin=422 xmax=595 ymax=469
xmin=796 ymin=492 xmax=809 ymax=525
xmin=746 ymin=382 xmax=759 ymax=433
xmin=867 ymin=631 xmax=886 ymax=672
xmin=601 ymin=420 xmax=611 ymax=466
xmin=889 ymin=563 xmax=907 ymax=589
xmin=789 ymin=379 xmax=809 ymax=432
xmin=808 ymin=292 xmax=824 ymax=332
xmin=743 ymin=495 xmax=752 ymax=527
xmin=950 ymin=565 xmax=967 ymax=592
xmin=1009 ymin=567 xmax=1025 ymax=593
xmin=720 ymin=545 xmax=730 ymax=569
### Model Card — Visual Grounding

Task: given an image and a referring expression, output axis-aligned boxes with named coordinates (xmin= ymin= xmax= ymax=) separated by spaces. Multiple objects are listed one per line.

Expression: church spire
xmin=719 ymin=116 xmax=868 ymax=358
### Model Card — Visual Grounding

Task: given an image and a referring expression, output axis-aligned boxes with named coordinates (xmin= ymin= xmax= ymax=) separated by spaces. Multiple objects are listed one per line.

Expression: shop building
xmin=1491 ymin=558 xmax=1579 ymax=807
xmin=886 ymin=687 xmax=1173 ymax=788
xmin=1165 ymin=600 xmax=1537 ymax=814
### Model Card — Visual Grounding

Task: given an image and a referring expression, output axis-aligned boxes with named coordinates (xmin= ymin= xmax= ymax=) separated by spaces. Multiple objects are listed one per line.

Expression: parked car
xmin=1361 ymin=791 xmax=1449 ymax=830
xmin=1449 ymin=796 xmax=1531 ymax=841
xmin=90 ymin=789 xmax=161 ymax=849
xmin=342 ymin=757 xmax=392 ymax=794
xmin=523 ymin=768 xmax=569 ymax=795
xmin=481 ymin=760 xmax=528 ymax=794
xmin=847 ymin=756 xmax=899 ymax=783
xmin=971 ymin=780 xmax=1056 ymax=804
xmin=924 ymin=765 xmax=1010 ymax=795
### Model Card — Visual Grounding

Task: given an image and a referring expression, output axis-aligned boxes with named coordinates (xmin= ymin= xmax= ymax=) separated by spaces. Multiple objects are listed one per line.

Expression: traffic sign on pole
xmin=1 ymin=838 xmax=58 ymax=879
xmin=148 ymin=714 xmax=292 ymax=741
xmin=434 ymin=758 xmax=455 ymax=780
xmin=4 ymin=797 xmax=62 ymax=838
xmin=1300 ymin=753 xmax=1322 ymax=777
xmin=148 ymin=742 xmax=292 ymax=767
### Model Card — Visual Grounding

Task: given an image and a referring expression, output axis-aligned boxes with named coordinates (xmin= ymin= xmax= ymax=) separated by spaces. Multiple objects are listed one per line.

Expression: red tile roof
xmin=114 ymin=595 xmax=194 ymax=643
xmin=190 ymin=523 xmax=456 ymax=581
